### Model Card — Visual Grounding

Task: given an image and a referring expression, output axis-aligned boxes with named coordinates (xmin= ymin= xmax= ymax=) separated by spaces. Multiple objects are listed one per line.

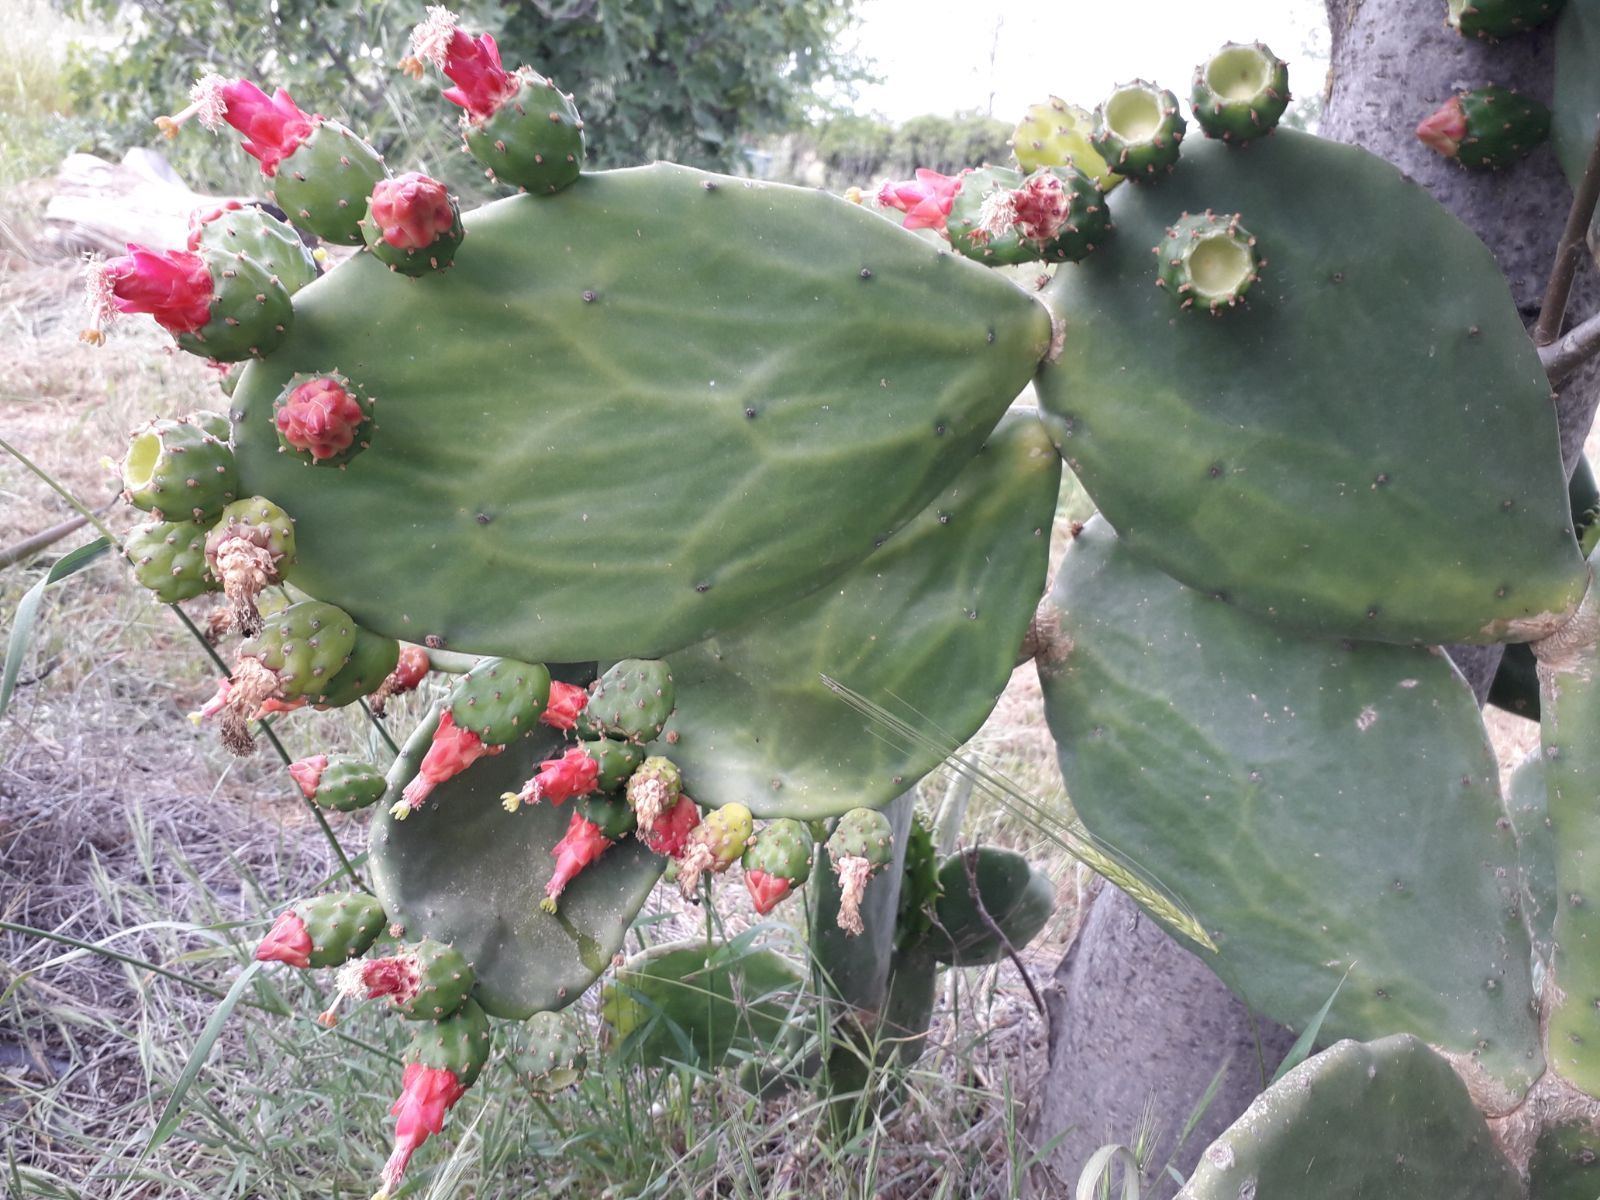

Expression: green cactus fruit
xmin=661 ymin=412 xmax=1056 ymax=820
xmin=582 ymin=738 xmax=645 ymax=795
xmin=1449 ymin=0 xmax=1566 ymax=38
xmin=228 ymin=164 xmax=1050 ymax=662
xmin=203 ymin=495 xmax=296 ymax=637
xmin=928 ymin=847 xmax=1053 ymax=966
xmin=449 ymin=656 xmax=552 ymax=745
xmin=343 ymin=937 xmax=476 ymax=1022
xmin=1552 ymin=0 xmax=1600 ymax=209
xmin=1154 ymin=210 xmax=1261 ymax=314
xmin=362 ymin=172 xmax=465 ymax=276
xmin=825 ymin=808 xmax=894 ymax=937
xmin=945 ymin=165 xmax=1111 ymax=266
xmin=677 ymin=802 xmax=753 ymax=897
xmin=624 ymin=755 xmax=681 ymax=831
xmin=514 ymin=1010 xmax=588 ymax=1093
xmin=1036 ymin=130 xmax=1587 ymax=645
xmin=1179 ymin=1036 xmax=1522 ymax=1199
xmin=405 ymin=996 xmax=492 ymax=1088
xmin=1190 ymin=42 xmax=1291 ymax=143
xmin=1091 ymin=80 xmax=1187 ymax=181
xmin=598 ymin=938 xmax=805 ymax=1071
xmin=584 ymin=660 xmax=674 ymax=744
xmin=307 ymin=624 xmax=399 ymax=709
xmin=189 ymin=201 xmax=318 ymax=294
xmin=270 ymin=371 xmax=376 ymax=467
xmin=190 ymin=409 xmax=232 ymax=442
xmin=463 ymin=73 xmax=585 ymax=195
xmin=810 ymin=792 xmax=916 ymax=1013
xmin=741 ymin=818 xmax=814 ymax=914
xmin=1505 ymin=751 xmax=1556 ymax=960
xmin=1038 ymin=519 xmax=1542 ymax=1096
xmin=298 ymin=891 xmax=387 ymax=969
xmin=240 ymin=599 xmax=358 ymax=701
xmin=1530 ymin=1120 xmax=1600 ymax=1200
xmin=290 ymin=754 xmax=388 ymax=812
xmin=172 ymin=250 xmax=293 ymax=362
xmin=269 ymin=120 xmax=389 ymax=246
xmin=578 ymin=792 xmax=637 ymax=841
xmin=1418 ymin=85 xmax=1551 ymax=170
xmin=123 ymin=520 xmax=216 ymax=603
xmin=121 ymin=415 xmax=238 ymax=523
xmin=371 ymin=699 xmax=665 ymax=1019
xmin=1011 ymin=96 xmax=1118 ymax=190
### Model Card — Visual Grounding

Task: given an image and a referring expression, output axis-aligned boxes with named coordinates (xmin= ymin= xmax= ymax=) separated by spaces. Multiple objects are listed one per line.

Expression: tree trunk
xmin=1027 ymin=2 xmax=1600 ymax=1191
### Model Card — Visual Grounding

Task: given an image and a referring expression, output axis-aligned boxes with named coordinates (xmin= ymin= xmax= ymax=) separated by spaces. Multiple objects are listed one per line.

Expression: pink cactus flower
xmin=159 ymin=74 xmax=316 ymax=177
xmin=540 ymin=680 xmax=589 ymax=731
xmin=876 ymin=168 xmax=964 ymax=232
xmin=407 ymin=8 xmax=520 ymax=122
xmin=254 ymin=909 xmax=312 ymax=967
xmin=640 ymin=794 xmax=700 ymax=859
xmin=367 ymin=173 xmax=457 ymax=250
xmin=541 ymin=810 xmax=614 ymax=911
xmin=275 ymin=377 xmax=367 ymax=461
xmin=288 ymin=754 xmax=329 ymax=800
xmin=501 ymin=746 xmax=599 ymax=811
xmin=395 ymin=711 xmax=504 ymax=816
xmin=743 ymin=868 xmax=793 ymax=916
xmin=376 ymin=1062 xmax=468 ymax=1199
xmin=89 ymin=247 xmax=215 ymax=335
xmin=1417 ymin=97 xmax=1467 ymax=159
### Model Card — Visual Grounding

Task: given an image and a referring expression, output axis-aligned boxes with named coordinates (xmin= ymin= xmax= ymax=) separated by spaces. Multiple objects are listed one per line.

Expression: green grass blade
xmin=145 ymin=960 xmax=263 ymax=1155
xmin=1268 ymin=968 xmax=1350 ymax=1086
xmin=1 ymin=536 xmax=111 ymax=720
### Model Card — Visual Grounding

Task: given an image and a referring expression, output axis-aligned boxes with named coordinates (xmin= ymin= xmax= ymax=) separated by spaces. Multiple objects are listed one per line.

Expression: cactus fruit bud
xmin=449 ymin=657 xmax=552 ymax=744
xmin=309 ymin=626 xmax=400 ymax=709
xmin=319 ymin=937 xmax=474 ymax=1025
xmin=624 ymin=756 xmax=682 ymax=833
xmin=947 ymin=165 xmax=1111 ymax=265
xmin=396 ymin=710 xmax=505 ymax=816
xmin=825 ymin=808 xmax=894 ymax=936
xmin=123 ymin=520 xmax=217 ymax=603
xmin=875 ymin=168 xmax=964 ymax=232
xmin=255 ymin=891 xmax=385 ymax=968
xmin=88 ymin=247 xmax=213 ymax=335
xmin=583 ymin=659 xmax=675 ymax=743
xmin=501 ymin=745 xmax=600 ymax=813
xmin=289 ymin=754 xmax=388 ymax=811
xmin=363 ymin=172 xmax=464 ymax=275
xmin=540 ymin=679 xmax=589 ymax=731
xmin=641 ymin=793 xmax=700 ymax=858
xmin=371 ymin=645 xmax=431 ymax=717
xmin=375 ymin=999 xmax=490 ymax=1199
xmin=188 ymin=201 xmax=318 ymax=295
xmin=541 ymin=808 xmax=617 ymax=912
xmin=273 ymin=372 xmax=375 ymax=465
xmin=676 ymin=802 xmax=753 ymax=898
xmin=1190 ymin=43 xmax=1291 ymax=144
xmin=203 ymin=496 xmax=296 ymax=636
xmin=741 ymin=818 xmax=814 ymax=915
xmin=1416 ymin=86 xmax=1551 ymax=170
xmin=1154 ymin=211 xmax=1261 ymax=314
xmin=515 ymin=1010 xmax=587 ymax=1093
xmin=1091 ymin=81 xmax=1187 ymax=181
xmin=218 ymin=600 xmax=358 ymax=753
xmin=1011 ymin=97 xmax=1118 ymax=190
xmin=1447 ymin=0 xmax=1566 ymax=39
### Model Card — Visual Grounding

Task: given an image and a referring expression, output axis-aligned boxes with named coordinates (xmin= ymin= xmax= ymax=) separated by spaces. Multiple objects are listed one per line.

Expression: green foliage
xmin=811 ymin=109 xmax=1013 ymax=183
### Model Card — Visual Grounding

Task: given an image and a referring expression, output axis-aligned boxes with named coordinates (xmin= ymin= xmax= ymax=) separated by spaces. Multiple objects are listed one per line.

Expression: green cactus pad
xmin=190 ymin=409 xmax=232 ymax=441
xmin=448 ymin=657 xmax=551 ymax=745
xmin=404 ymin=997 xmax=491 ymax=1087
xmin=1553 ymin=0 xmax=1600 ymax=195
xmin=269 ymin=371 xmax=375 ymax=468
xmin=659 ymin=411 xmax=1057 ymax=819
xmin=513 ymin=1010 xmax=587 ymax=1093
xmin=240 ymin=600 xmax=358 ymax=700
xmin=270 ymin=120 xmax=388 ymax=246
xmin=945 ymin=166 xmax=1111 ymax=266
xmin=462 ymin=72 xmax=585 ymax=194
xmin=121 ymin=416 xmax=238 ymax=523
xmin=1036 ymin=130 xmax=1586 ymax=645
xmin=1091 ymin=80 xmax=1186 ymax=181
xmin=371 ymin=703 xmax=663 ymax=1020
xmin=1190 ymin=42 xmax=1290 ymax=143
xmin=296 ymin=891 xmax=386 ymax=969
xmin=1178 ymin=1036 xmax=1522 ymax=1199
xmin=582 ymin=739 xmax=644 ymax=794
xmin=1530 ymin=1120 xmax=1600 ymax=1199
xmin=598 ymin=938 xmax=805 ymax=1071
xmin=307 ymin=624 xmax=399 ymax=708
xmin=1038 ymin=520 xmax=1542 ymax=1095
xmin=1450 ymin=0 xmax=1566 ymax=38
xmin=391 ymin=938 xmax=475 ymax=1020
xmin=584 ymin=660 xmax=674 ymax=744
xmin=743 ymin=818 xmax=814 ymax=884
xmin=191 ymin=204 xmax=318 ymax=294
xmin=928 ymin=847 xmax=1054 ymax=966
xmin=1507 ymin=751 xmax=1557 ymax=960
xmin=123 ymin=520 xmax=215 ymax=603
xmin=173 ymin=251 xmax=292 ymax=363
xmin=228 ymin=163 xmax=1051 ymax=662
xmin=1011 ymin=97 xmax=1117 ymax=189
xmin=307 ymin=756 xmax=388 ymax=812
xmin=1154 ymin=211 xmax=1261 ymax=313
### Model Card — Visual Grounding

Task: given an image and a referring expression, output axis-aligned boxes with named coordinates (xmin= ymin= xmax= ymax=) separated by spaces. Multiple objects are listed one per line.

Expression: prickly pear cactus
xmin=1189 ymin=42 xmax=1289 ymax=143
xmin=449 ymin=656 xmax=551 ymax=744
xmin=514 ymin=1010 xmax=588 ymax=1093
xmin=123 ymin=520 xmax=215 ymax=603
xmin=1011 ymin=97 xmax=1116 ymax=188
xmin=121 ymin=416 xmax=238 ymax=523
xmin=928 ymin=847 xmax=1054 ymax=967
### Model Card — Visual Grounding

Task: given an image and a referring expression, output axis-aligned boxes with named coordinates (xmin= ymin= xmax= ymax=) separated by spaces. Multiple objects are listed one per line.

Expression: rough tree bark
xmin=1026 ymin=3 xmax=1600 ymax=1194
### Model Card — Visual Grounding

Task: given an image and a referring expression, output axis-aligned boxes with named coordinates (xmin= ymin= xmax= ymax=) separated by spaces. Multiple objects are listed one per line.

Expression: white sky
xmin=842 ymin=0 xmax=1330 ymax=124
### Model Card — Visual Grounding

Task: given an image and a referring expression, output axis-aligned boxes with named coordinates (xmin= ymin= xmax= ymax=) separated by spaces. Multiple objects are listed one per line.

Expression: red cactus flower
xmin=640 ymin=794 xmax=700 ymax=858
xmin=396 ymin=711 xmax=504 ymax=816
xmin=254 ymin=909 xmax=312 ymax=967
xmin=376 ymin=1062 xmax=467 ymax=1199
xmin=408 ymin=8 xmax=520 ymax=122
xmin=540 ymin=680 xmax=589 ymax=731
xmin=541 ymin=810 xmax=614 ymax=912
xmin=288 ymin=754 xmax=329 ymax=800
xmin=275 ymin=376 xmax=367 ymax=461
xmin=367 ymin=173 xmax=456 ymax=250
xmin=876 ymin=168 xmax=964 ymax=232
xmin=89 ymin=247 xmax=214 ymax=335
xmin=1417 ymin=96 xmax=1467 ymax=159
xmin=173 ymin=75 xmax=317 ymax=176
xmin=502 ymin=746 xmax=599 ymax=812
xmin=743 ymin=868 xmax=793 ymax=916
